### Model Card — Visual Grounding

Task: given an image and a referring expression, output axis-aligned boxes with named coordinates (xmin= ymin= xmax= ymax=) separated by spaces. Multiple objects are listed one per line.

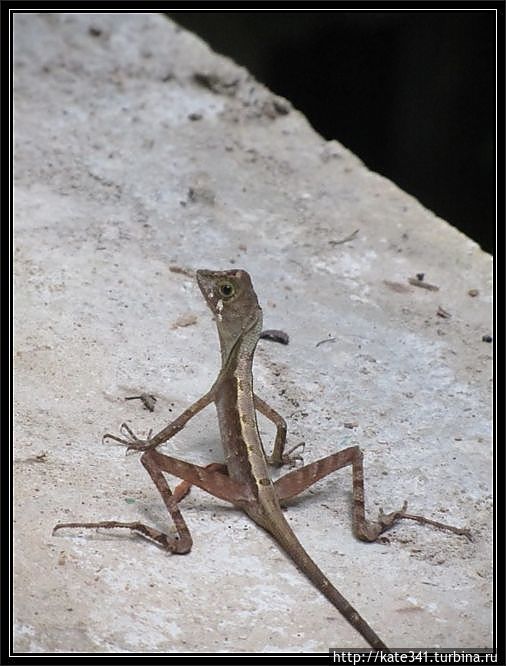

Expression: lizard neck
xmin=218 ymin=311 xmax=262 ymax=374
xmin=214 ymin=311 xmax=274 ymax=496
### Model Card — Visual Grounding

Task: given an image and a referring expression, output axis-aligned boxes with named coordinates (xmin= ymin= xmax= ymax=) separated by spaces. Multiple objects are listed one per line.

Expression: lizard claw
xmin=267 ymin=442 xmax=305 ymax=468
xmin=125 ymin=441 xmax=152 ymax=454
xmin=284 ymin=441 xmax=306 ymax=467
xmin=102 ymin=423 xmax=154 ymax=453
xmin=355 ymin=501 xmax=409 ymax=542
xmin=377 ymin=500 xmax=409 ymax=529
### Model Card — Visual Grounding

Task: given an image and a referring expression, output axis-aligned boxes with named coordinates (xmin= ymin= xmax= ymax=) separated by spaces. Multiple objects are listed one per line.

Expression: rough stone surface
xmin=14 ymin=12 xmax=492 ymax=654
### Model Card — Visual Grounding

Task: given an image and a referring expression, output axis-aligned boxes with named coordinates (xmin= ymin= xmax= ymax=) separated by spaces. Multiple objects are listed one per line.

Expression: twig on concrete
xmin=408 ymin=275 xmax=440 ymax=291
xmin=329 ymin=229 xmax=359 ymax=246
xmin=125 ymin=393 xmax=158 ymax=412
xmin=316 ymin=336 xmax=336 ymax=347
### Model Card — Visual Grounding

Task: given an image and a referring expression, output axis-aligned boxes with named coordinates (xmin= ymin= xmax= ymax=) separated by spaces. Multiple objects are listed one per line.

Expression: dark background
xmin=167 ymin=11 xmax=496 ymax=255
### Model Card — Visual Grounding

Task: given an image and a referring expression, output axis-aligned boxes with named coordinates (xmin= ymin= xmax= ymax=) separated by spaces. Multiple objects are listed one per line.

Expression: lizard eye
xmin=218 ymin=281 xmax=236 ymax=299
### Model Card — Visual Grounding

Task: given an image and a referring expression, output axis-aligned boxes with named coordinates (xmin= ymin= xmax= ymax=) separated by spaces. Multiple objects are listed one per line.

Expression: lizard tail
xmin=262 ymin=509 xmax=389 ymax=651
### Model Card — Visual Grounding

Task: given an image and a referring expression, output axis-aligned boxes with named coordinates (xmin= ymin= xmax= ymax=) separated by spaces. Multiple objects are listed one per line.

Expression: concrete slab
xmin=13 ymin=12 xmax=492 ymax=654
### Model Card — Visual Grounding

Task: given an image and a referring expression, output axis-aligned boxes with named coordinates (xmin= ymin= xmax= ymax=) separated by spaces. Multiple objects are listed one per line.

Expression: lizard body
xmin=54 ymin=269 xmax=470 ymax=651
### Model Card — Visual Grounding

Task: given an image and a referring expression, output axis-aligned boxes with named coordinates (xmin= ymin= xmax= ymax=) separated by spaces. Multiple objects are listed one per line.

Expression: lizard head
xmin=196 ymin=269 xmax=263 ymax=359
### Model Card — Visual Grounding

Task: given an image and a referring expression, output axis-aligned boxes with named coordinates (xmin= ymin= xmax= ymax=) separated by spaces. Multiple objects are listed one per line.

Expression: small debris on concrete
xmin=408 ymin=276 xmax=439 ymax=291
xmin=436 ymin=306 xmax=452 ymax=319
xmin=260 ymin=329 xmax=289 ymax=345
xmin=329 ymin=229 xmax=359 ymax=246
xmin=125 ymin=393 xmax=157 ymax=412
xmin=383 ymin=280 xmax=411 ymax=294
xmin=172 ymin=313 xmax=198 ymax=329
xmin=169 ymin=265 xmax=194 ymax=278
xmin=316 ymin=336 xmax=336 ymax=347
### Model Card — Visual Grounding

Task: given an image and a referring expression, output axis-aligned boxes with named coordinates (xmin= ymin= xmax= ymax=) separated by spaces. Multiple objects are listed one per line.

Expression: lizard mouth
xmin=195 ymin=269 xmax=215 ymax=300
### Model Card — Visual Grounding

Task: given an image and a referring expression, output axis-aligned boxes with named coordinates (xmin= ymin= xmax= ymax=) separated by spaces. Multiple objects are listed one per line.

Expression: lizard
xmin=54 ymin=269 xmax=470 ymax=651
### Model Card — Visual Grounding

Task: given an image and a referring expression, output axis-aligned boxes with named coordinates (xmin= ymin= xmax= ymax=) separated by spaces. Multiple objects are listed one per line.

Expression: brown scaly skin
xmin=54 ymin=269 xmax=471 ymax=651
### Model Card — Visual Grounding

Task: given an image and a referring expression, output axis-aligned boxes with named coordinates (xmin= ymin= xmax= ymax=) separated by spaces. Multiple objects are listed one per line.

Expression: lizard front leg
xmin=53 ymin=387 xmax=221 ymax=549
xmin=274 ymin=446 xmax=471 ymax=541
xmin=254 ymin=395 xmax=304 ymax=467
xmin=104 ymin=390 xmax=215 ymax=452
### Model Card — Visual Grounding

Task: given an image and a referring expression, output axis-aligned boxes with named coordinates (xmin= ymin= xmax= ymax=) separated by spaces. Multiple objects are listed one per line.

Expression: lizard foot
xmin=354 ymin=501 xmax=409 ymax=542
xmin=377 ymin=500 xmax=409 ymax=530
xmin=103 ymin=423 xmax=155 ymax=453
xmin=267 ymin=441 xmax=305 ymax=468
xmin=355 ymin=500 xmax=472 ymax=542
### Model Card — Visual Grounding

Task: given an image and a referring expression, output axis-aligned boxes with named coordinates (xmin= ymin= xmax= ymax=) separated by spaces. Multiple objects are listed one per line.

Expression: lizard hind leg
xmin=53 ymin=454 xmax=249 ymax=553
xmin=52 ymin=457 xmax=193 ymax=555
xmin=52 ymin=519 xmax=192 ymax=554
xmin=273 ymin=445 xmax=471 ymax=542
xmin=172 ymin=462 xmax=229 ymax=503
